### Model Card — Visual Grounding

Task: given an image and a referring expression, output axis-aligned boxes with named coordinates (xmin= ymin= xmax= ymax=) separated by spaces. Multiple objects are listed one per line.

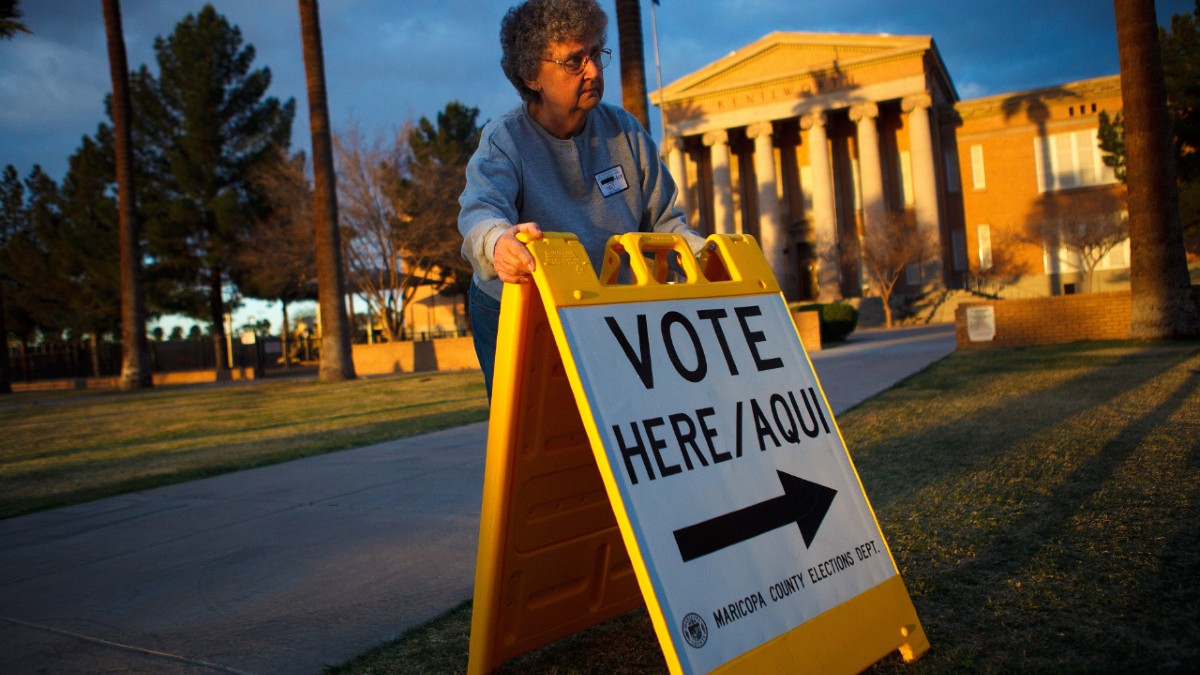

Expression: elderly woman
xmin=458 ymin=0 xmax=704 ymax=397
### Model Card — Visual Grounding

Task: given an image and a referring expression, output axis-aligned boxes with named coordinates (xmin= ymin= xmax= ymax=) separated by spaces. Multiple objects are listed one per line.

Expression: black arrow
xmin=673 ymin=471 xmax=837 ymax=563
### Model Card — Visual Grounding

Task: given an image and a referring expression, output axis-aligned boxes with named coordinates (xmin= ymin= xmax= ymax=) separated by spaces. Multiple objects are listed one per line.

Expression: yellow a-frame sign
xmin=468 ymin=233 xmax=928 ymax=674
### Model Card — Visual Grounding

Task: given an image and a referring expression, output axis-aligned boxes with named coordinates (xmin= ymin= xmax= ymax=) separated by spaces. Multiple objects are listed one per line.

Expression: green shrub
xmin=789 ymin=302 xmax=859 ymax=343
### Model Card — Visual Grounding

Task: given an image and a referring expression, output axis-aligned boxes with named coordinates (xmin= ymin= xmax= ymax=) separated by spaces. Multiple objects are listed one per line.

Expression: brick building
xmin=956 ymin=75 xmax=1128 ymax=297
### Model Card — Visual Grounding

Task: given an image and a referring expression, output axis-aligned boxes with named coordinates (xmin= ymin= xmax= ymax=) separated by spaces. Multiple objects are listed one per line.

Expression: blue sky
xmin=0 ymin=0 xmax=1194 ymax=330
xmin=3 ymin=0 xmax=1195 ymax=182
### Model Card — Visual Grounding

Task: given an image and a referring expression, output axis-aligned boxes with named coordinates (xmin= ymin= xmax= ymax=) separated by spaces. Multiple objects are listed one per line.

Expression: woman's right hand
xmin=493 ymin=222 xmax=544 ymax=283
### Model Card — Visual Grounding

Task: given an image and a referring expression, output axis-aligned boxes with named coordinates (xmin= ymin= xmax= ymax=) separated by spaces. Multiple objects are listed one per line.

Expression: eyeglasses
xmin=544 ymin=47 xmax=611 ymax=75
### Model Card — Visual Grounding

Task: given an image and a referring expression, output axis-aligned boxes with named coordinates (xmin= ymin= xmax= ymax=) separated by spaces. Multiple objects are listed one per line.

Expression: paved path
xmin=0 ymin=324 xmax=955 ymax=674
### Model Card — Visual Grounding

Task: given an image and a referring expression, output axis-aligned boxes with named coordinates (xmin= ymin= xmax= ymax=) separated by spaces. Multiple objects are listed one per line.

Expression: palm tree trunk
xmin=103 ymin=0 xmax=153 ymax=390
xmin=0 ymin=285 xmax=10 ymax=393
xmin=89 ymin=329 xmax=101 ymax=379
xmin=280 ymin=299 xmax=291 ymax=367
xmin=615 ymin=0 xmax=650 ymax=130
xmin=210 ymin=269 xmax=228 ymax=372
xmin=298 ymin=0 xmax=356 ymax=381
xmin=1114 ymin=0 xmax=1200 ymax=338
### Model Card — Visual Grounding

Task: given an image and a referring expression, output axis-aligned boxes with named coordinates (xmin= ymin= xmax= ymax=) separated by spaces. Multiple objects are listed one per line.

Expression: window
xmin=1044 ymin=239 xmax=1131 ymax=274
xmin=906 ymin=263 xmax=921 ymax=286
xmin=977 ymin=224 xmax=993 ymax=270
xmin=952 ymin=229 xmax=967 ymax=271
xmin=1107 ymin=240 xmax=1127 ymax=268
xmin=944 ymin=149 xmax=961 ymax=193
xmin=1033 ymin=129 xmax=1117 ymax=192
xmin=970 ymin=144 xmax=986 ymax=190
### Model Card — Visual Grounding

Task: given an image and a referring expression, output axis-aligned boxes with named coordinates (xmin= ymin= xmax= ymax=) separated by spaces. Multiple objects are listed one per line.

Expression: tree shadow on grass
xmin=863 ymin=346 xmax=1200 ymax=671
xmin=849 ymin=345 xmax=1197 ymax=511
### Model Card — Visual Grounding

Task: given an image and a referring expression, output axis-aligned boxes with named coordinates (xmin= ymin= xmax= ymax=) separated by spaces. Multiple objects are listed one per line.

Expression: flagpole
xmin=650 ymin=0 xmax=667 ymax=143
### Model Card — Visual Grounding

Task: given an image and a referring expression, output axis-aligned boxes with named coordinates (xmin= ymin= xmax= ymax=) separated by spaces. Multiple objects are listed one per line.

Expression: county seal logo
xmin=681 ymin=612 xmax=708 ymax=648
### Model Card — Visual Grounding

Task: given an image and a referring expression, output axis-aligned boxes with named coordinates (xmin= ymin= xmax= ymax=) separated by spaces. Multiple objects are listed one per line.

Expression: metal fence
xmin=5 ymin=329 xmax=477 ymax=384
xmin=4 ymin=338 xmax=273 ymax=383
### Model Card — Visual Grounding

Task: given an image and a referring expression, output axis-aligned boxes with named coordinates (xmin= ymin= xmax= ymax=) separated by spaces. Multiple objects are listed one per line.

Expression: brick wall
xmin=351 ymin=337 xmax=480 ymax=376
xmin=792 ymin=309 xmax=822 ymax=352
xmin=955 ymin=287 xmax=1200 ymax=349
xmin=15 ymin=339 xmax=481 ymax=389
xmin=355 ymin=312 xmax=823 ymax=377
xmin=10 ymin=367 xmax=259 ymax=392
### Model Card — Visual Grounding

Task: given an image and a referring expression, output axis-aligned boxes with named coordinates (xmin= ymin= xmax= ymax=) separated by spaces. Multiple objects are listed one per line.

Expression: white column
xmin=902 ymin=94 xmax=940 ymax=236
xmin=902 ymin=93 xmax=943 ymax=286
xmin=850 ymin=102 xmax=885 ymax=232
xmin=703 ymin=129 xmax=734 ymax=235
xmin=746 ymin=121 xmax=786 ymax=286
xmin=800 ymin=110 xmax=838 ymax=299
xmin=663 ymin=135 xmax=689 ymax=217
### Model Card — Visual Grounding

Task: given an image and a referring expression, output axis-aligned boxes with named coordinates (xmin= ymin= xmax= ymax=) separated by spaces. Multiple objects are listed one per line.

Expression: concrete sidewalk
xmin=0 ymin=324 xmax=955 ymax=674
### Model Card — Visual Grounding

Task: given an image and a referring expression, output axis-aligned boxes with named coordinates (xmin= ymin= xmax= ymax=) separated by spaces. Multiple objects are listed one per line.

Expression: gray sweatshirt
xmin=458 ymin=101 xmax=704 ymax=301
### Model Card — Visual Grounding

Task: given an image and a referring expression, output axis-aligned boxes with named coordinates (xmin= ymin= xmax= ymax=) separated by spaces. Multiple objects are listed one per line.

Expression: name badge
xmin=594 ymin=165 xmax=629 ymax=197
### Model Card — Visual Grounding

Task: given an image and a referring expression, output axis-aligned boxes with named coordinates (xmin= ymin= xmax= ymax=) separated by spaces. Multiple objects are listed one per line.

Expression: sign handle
xmin=599 ymin=232 xmax=703 ymax=286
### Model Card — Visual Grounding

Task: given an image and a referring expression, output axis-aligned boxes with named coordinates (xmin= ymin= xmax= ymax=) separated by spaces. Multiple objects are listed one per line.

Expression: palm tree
xmin=298 ymin=0 xmax=356 ymax=381
xmin=1113 ymin=0 xmax=1200 ymax=338
xmin=0 ymin=0 xmax=25 ymax=394
xmin=0 ymin=0 xmax=28 ymax=38
xmin=0 ymin=277 xmax=7 ymax=393
xmin=615 ymin=0 xmax=650 ymax=130
xmin=103 ymin=0 xmax=152 ymax=390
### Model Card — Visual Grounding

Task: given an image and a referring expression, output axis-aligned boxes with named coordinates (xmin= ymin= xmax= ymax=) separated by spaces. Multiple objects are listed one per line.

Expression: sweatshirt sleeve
xmin=458 ymin=128 xmax=521 ymax=282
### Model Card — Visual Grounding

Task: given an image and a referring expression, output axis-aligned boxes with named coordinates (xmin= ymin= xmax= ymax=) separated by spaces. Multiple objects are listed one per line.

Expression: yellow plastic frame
xmin=467 ymin=233 xmax=928 ymax=674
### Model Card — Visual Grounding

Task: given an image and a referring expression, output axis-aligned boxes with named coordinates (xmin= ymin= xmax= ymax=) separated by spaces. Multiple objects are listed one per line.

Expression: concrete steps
xmin=902 ymin=288 xmax=984 ymax=326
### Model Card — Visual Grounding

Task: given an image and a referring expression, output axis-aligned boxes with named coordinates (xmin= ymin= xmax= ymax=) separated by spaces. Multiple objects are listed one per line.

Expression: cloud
xmin=0 ymin=35 xmax=108 ymax=132
xmin=3 ymin=0 xmax=1195 ymax=181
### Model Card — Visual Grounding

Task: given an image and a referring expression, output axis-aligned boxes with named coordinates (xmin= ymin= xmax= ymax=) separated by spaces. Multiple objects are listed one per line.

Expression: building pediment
xmin=658 ymin=32 xmax=938 ymax=103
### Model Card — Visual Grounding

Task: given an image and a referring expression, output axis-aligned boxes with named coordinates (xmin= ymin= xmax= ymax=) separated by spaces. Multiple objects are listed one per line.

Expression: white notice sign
xmin=558 ymin=293 xmax=897 ymax=674
xmin=967 ymin=306 xmax=996 ymax=342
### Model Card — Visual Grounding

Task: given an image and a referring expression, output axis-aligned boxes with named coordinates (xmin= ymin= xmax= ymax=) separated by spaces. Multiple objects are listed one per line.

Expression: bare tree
xmin=298 ymin=0 xmax=356 ymax=380
xmin=335 ymin=123 xmax=464 ymax=342
xmin=971 ymin=226 xmax=1034 ymax=297
xmin=1114 ymin=0 xmax=1200 ymax=338
xmin=336 ymin=124 xmax=408 ymax=341
xmin=1027 ymin=210 xmax=1129 ymax=293
xmin=857 ymin=212 xmax=935 ymax=328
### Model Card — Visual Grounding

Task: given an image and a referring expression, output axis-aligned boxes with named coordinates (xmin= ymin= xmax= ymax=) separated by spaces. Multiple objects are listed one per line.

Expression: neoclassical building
xmin=656 ymin=32 xmax=1129 ymax=304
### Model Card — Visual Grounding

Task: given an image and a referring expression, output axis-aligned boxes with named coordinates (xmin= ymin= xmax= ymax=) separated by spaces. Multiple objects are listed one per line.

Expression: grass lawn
xmin=326 ymin=341 xmax=1200 ymax=674
xmin=0 ymin=370 xmax=488 ymax=520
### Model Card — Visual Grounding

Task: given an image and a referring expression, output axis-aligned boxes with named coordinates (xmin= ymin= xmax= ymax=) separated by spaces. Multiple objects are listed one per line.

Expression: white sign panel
xmin=966 ymin=306 xmax=996 ymax=342
xmin=558 ymin=293 xmax=897 ymax=674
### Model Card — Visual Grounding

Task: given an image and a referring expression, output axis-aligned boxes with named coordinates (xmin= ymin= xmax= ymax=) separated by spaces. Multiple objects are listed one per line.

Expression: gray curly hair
xmin=500 ymin=0 xmax=608 ymax=104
